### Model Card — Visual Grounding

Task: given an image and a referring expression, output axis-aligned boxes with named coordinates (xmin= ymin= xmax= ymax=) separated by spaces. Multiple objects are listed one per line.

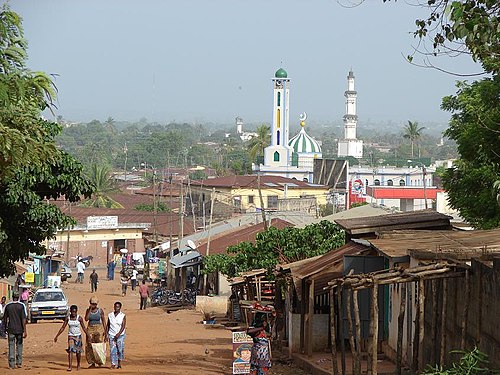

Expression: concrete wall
xmin=291 ymin=313 xmax=329 ymax=352
xmin=196 ymin=295 xmax=229 ymax=316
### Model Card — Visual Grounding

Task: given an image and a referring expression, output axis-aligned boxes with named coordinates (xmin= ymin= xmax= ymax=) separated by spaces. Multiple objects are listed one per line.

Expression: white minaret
xmin=263 ymin=67 xmax=293 ymax=167
xmin=236 ymin=116 xmax=243 ymax=134
xmin=338 ymin=70 xmax=363 ymax=158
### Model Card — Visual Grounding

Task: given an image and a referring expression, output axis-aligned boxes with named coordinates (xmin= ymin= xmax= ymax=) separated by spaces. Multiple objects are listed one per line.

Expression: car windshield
xmin=33 ymin=291 xmax=65 ymax=302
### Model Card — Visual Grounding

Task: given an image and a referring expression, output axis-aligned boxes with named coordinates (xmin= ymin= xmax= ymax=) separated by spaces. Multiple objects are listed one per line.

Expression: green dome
xmin=275 ymin=68 xmax=288 ymax=78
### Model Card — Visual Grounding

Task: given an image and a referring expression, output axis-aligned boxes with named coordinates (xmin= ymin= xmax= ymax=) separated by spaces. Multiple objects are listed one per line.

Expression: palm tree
xmin=79 ymin=164 xmax=124 ymax=208
xmin=403 ymin=121 xmax=425 ymax=158
xmin=104 ymin=116 xmax=116 ymax=133
xmin=247 ymin=125 xmax=271 ymax=162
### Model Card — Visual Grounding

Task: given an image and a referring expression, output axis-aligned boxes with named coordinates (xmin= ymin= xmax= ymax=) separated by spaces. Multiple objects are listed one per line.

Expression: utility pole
xmin=65 ymin=202 xmax=71 ymax=264
xmin=153 ymin=168 xmax=158 ymax=245
xmin=204 ymin=188 xmax=215 ymax=294
xmin=422 ymin=165 xmax=428 ymax=209
xmin=179 ymin=182 xmax=184 ymax=242
xmin=257 ymin=174 xmax=268 ymax=230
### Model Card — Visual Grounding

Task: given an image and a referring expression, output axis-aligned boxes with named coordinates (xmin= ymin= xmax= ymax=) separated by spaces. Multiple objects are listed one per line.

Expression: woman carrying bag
xmin=84 ymin=296 xmax=106 ymax=367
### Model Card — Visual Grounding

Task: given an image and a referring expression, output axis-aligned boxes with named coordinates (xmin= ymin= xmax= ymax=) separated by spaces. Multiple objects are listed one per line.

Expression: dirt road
xmin=0 ymin=269 xmax=233 ymax=374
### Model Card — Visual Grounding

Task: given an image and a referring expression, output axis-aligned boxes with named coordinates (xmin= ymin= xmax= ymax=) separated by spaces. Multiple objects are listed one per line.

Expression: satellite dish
xmin=160 ymin=241 xmax=170 ymax=250
xmin=187 ymin=239 xmax=197 ymax=250
xmin=119 ymin=248 xmax=128 ymax=254
xmin=299 ymin=112 xmax=307 ymax=122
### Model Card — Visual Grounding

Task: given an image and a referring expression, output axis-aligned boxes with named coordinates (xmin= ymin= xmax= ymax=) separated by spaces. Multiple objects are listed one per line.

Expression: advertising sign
xmin=232 ymin=331 xmax=253 ymax=374
xmin=24 ymin=272 xmax=34 ymax=283
xmin=87 ymin=216 xmax=118 ymax=230
xmin=47 ymin=276 xmax=61 ymax=288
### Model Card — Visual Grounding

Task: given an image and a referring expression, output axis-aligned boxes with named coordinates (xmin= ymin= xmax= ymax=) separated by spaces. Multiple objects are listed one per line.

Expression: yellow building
xmin=190 ymin=175 xmax=329 ymax=213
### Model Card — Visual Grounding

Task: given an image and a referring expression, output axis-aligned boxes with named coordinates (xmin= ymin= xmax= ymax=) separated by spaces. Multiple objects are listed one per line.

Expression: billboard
xmin=232 ymin=331 xmax=253 ymax=374
xmin=86 ymin=216 xmax=118 ymax=230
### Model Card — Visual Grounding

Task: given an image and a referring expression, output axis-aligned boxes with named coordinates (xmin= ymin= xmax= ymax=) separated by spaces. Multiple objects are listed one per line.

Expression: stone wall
xmin=291 ymin=313 xmax=329 ymax=352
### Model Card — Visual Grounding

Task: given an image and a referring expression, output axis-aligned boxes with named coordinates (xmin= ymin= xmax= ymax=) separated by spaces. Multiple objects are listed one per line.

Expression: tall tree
xmin=247 ymin=124 xmax=271 ymax=162
xmin=79 ymin=164 xmax=123 ymax=208
xmin=0 ymin=5 xmax=93 ymax=275
xmin=403 ymin=121 xmax=425 ymax=158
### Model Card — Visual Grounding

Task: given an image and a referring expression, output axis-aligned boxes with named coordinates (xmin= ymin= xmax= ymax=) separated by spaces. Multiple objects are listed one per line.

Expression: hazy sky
xmin=12 ymin=0 xmax=479 ymax=126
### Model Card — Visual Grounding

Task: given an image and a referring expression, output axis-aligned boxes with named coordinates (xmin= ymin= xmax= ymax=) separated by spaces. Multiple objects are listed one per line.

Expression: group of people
xmin=54 ymin=297 xmax=127 ymax=371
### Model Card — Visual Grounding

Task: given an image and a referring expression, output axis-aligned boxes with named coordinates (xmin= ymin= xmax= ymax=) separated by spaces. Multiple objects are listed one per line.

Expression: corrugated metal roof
xmin=335 ymin=210 xmax=452 ymax=235
xmin=190 ymin=175 xmax=327 ymax=190
xmin=298 ymin=204 xmax=392 ymax=228
xmin=370 ymin=228 xmax=500 ymax=259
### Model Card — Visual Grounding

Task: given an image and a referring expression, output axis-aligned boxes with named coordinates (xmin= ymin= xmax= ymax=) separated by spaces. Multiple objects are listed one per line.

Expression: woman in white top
xmin=54 ymin=305 xmax=88 ymax=371
xmin=105 ymin=301 xmax=127 ymax=369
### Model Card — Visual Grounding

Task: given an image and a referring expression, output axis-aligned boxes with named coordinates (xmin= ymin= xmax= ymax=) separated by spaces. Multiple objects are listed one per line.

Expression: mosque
xmin=253 ymin=67 xmax=361 ymax=181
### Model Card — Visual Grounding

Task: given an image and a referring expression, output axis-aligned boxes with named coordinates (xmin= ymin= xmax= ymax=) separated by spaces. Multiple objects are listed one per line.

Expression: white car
xmin=29 ymin=288 xmax=69 ymax=323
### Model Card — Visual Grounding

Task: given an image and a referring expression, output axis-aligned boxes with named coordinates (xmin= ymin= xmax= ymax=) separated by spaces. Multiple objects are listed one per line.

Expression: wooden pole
xmin=372 ymin=282 xmax=379 ymax=375
xmin=439 ymin=278 xmax=447 ymax=367
xmin=337 ymin=286 xmax=346 ymax=375
xmin=203 ymin=188 xmax=215 ymax=295
xmin=417 ymin=280 xmax=426 ymax=372
xmin=430 ymin=279 xmax=438 ymax=365
xmin=353 ymin=289 xmax=362 ymax=375
xmin=461 ymin=269 xmax=470 ymax=349
xmin=307 ymin=279 xmax=314 ymax=357
xmin=257 ymin=174 xmax=268 ymax=230
xmin=286 ymin=281 xmax=293 ymax=360
xmin=396 ymin=282 xmax=407 ymax=375
xmin=346 ymin=288 xmax=357 ymax=375
xmin=476 ymin=265 xmax=483 ymax=344
xmin=330 ymin=288 xmax=339 ymax=375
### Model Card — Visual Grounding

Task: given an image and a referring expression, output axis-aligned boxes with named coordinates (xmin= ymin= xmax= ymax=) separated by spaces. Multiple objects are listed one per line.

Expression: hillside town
xmin=1 ymin=1 xmax=499 ymax=375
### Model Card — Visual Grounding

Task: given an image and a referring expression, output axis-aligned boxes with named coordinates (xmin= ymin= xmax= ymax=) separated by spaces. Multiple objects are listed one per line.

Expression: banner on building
xmin=25 ymin=272 xmax=34 ymax=283
xmin=87 ymin=216 xmax=118 ymax=230
xmin=232 ymin=331 xmax=252 ymax=374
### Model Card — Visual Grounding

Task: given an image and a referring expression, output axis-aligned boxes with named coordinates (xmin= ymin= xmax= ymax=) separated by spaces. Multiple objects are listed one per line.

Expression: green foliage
xmin=0 ymin=5 xmax=94 ymax=275
xmin=203 ymin=221 xmax=345 ymax=277
xmin=403 ymin=120 xmax=425 ymax=158
xmin=134 ymin=202 xmax=170 ymax=212
xmin=351 ymin=201 xmax=369 ymax=208
xmin=79 ymin=164 xmax=123 ymax=208
xmin=423 ymin=347 xmax=497 ymax=374
xmin=247 ymin=125 xmax=271 ymax=162
xmin=189 ymin=170 xmax=208 ymax=181
xmin=441 ymin=76 xmax=500 ymax=228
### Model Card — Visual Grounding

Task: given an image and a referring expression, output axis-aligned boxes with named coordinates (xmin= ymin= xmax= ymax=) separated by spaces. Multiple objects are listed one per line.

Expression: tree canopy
xmin=202 ymin=221 xmax=345 ymax=278
xmin=0 ymin=5 xmax=93 ymax=275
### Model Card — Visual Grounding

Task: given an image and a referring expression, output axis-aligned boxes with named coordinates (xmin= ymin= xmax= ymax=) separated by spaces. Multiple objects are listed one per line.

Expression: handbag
xmin=91 ymin=342 xmax=107 ymax=366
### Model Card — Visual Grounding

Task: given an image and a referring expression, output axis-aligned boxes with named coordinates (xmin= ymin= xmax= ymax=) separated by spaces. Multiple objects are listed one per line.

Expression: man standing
xmin=76 ymin=260 xmax=86 ymax=284
xmin=89 ymin=269 xmax=99 ymax=292
xmin=107 ymin=260 xmax=116 ymax=281
xmin=3 ymin=291 xmax=27 ymax=369
xmin=139 ymin=280 xmax=149 ymax=310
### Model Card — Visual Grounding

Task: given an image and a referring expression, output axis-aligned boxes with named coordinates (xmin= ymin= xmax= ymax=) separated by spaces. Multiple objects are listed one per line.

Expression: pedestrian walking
xmin=54 ymin=305 xmax=88 ymax=372
xmin=3 ymin=291 xmax=28 ymax=369
xmin=19 ymin=287 xmax=29 ymax=307
xmin=247 ymin=312 xmax=272 ymax=375
xmin=120 ymin=271 xmax=130 ymax=297
xmin=121 ymin=255 xmax=126 ymax=270
xmin=76 ymin=260 xmax=86 ymax=284
xmin=0 ymin=296 xmax=7 ymax=339
xmin=105 ymin=301 xmax=126 ymax=369
xmin=130 ymin=267 xmax=138 ymax=291
xmin=84 ymin=296 xmax=105 ymax=367
xmin=107 ymin=260 xmax=116 ymax=281
xmin=89 ymin=269 xmax=98 ymax=292
xmin=139 ymin=280 xmax=149 ymax=310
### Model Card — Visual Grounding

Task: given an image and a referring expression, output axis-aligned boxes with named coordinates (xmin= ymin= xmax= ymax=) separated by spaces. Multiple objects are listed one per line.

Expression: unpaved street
xmin=1 ymin=270 xmax=232 ymax=374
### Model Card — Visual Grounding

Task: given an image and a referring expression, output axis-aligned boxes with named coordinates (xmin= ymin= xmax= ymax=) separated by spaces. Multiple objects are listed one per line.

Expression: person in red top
xmin=138 ymin=280 xmax=149 ymax=310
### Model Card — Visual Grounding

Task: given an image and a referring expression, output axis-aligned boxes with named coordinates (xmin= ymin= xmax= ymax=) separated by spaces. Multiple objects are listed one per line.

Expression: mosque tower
xmin=262 ymin=67 xmax=293 ymax=168
xmin=338 ymin=70 xmax=363 ymax=158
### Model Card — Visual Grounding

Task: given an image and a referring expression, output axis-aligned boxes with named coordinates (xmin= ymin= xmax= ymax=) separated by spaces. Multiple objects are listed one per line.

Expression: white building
xmin=235 ymin=116 xmax=258 ymax=141
xmin=338 ymin=71 xmax=363 ymax=158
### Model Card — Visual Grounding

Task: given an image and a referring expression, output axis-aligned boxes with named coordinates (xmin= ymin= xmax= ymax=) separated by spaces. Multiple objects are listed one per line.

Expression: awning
xmin=169 ymin=251 xmax=202 ymax=269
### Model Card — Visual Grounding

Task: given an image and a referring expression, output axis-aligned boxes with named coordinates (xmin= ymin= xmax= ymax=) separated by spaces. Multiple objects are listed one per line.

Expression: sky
xmin=11 ymin=0 xmax=480 ymax=126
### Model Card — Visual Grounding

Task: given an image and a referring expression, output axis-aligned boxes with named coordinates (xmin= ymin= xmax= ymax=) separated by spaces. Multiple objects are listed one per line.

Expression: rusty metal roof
xmin=335 ymin=210 xmax=452 ymax=235
xmin=370 ymin=228 xmax=500 ymax=260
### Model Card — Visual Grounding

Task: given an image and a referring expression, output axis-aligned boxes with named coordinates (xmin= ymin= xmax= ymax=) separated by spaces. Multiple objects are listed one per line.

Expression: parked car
xmin=29 ymin=288 xmax=69 ymax=323
xmin=60 ymin=264 xmax=72 ymax=281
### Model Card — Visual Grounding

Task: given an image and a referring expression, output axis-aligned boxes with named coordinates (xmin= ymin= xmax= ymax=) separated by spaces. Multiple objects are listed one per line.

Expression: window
xmin=387 ymin=179 xmax=393 ymax=186
xmin=399 ymin=179 xmax=405 ymax=186
xmin=277 ymin=92 xmax=281 ymax=106
xmin=276 ymin=109 xmax=280 ymax=128
xmin=277 ymin=130 xmax=280 ymax=145
xmin=374 ymin=179 xmax=381 ymax=186
xmin=248 ymin=195 xmax=254 ymax=204
xmin=274 ymin=151 xmax=280 ymax=162
xmin=267 ymin=195 xmax=278 ymax=209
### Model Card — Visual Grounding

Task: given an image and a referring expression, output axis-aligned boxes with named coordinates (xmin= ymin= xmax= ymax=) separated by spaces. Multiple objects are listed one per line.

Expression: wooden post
xmin=461 ymin=269 xmax=471 ymax=349
xmin=439 ymin=278 xmax=447 ymax=367
xmin=353 ymin=289 xmax=362 ymax=375
xmin=306 ymin=279 xmax=314 ymax=357
xmin=430 ymin=280 xmax=438 ymax=365
xmin=418 ymin=279 xmax=426 ymax=372
xmin=372 ymin=282 xmax=379 ymax=375
xmin=476 ymin=265 xmax=483 ymax=343
xmin=286 ymin=281 xmax=293 ymax=360
xmin=396 ymin=282 xmax=407 ymax=374
xmin=300 ymin=280 xmax=306 ymax=353
xmin=346 ymin=288 xmax=357 ymax=375
xmin=330 ymin=288 xmax=339 ymax=375
xmin=337 ymin=286 xmax=346 ymax=375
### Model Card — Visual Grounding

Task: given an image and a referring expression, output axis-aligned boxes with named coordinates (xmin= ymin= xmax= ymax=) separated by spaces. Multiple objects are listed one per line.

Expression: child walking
xmin=54 ymin=305 xmax=88 ymax=371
